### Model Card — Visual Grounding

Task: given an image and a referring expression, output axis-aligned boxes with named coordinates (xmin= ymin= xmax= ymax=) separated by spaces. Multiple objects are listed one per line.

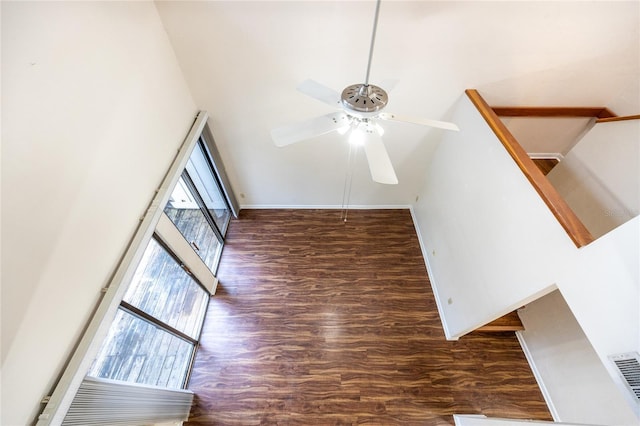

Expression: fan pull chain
xmin=341 ymin=141 xmax=358 ymax=222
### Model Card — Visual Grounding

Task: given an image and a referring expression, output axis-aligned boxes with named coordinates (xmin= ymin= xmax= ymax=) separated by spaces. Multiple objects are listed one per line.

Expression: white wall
xmin=557 ymin=216 xmax=639 ymax=417
xmin=500 ymin=117 xmax=593 ymax=157
xmin=1 ymin=2 xmax=196 ymax=424
xmin=547 ymin=120 xmax=639 ymax=239
xmin=413 ymin=95 xmax=577 ymax=338
xmin=413 ymin=95 xmax=639 ymax=421
xmin=518 ymin=291 xmax=638 ymax=425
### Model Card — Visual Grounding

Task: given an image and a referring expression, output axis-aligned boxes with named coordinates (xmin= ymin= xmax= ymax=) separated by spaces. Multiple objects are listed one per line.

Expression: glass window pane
xmin=186 ymin=141 xmax=231 ymax=235
xmin=123 ymin=238 xmax=208 ymax=339
xmin=88 ymin=309 xmax=194 ymax=389
xmin=164 ymin=176 xmax=222 ymax=272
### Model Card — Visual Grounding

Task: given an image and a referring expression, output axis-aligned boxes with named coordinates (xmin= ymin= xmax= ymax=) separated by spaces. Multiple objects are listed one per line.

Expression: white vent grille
xmin=610 ymin=352 xmax=640 ymax=400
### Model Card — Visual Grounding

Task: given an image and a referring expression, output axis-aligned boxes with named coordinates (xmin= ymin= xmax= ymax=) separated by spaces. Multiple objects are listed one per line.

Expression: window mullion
xmin=119 ymin=301 xmax=198 ymax=345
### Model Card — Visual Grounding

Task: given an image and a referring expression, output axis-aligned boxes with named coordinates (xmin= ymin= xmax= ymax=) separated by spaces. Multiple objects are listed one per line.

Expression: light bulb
xmin=349 ymin=127 xmax=365 ymax=146
xmin=337 ymin=125 xmax=350 ymax=135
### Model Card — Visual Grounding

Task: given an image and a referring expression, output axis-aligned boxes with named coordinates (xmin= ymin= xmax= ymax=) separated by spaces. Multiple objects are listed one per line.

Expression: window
xmin=88 ymin=238 xmax=208 ymax=389
xmin=164 ymin=175 xmax=223 ymax=272
xmin=87 ymin=133 xmax=233 ymax=391
xmin=164 ymin=139 xmax=231 ymax=274
xmin=186 ymin=140 xmax=231 ymax=235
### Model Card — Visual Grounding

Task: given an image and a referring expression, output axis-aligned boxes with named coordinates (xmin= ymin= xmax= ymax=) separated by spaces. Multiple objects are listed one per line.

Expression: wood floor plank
xmin=186 ymin=209 xmax=551 ymax=425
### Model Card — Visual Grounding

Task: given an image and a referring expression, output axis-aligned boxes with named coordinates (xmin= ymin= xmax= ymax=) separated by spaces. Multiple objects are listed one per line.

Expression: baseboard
xmin=408 ymin=206 xmax=455 ymax=341
xmin=516 ymin=330 xmax=560 ymax=421
xmin=239 ymin=204 xmax=413 ymax=210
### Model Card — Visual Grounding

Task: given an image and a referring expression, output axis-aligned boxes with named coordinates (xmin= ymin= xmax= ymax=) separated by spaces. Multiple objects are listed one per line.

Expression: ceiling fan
xmin=270 ymin=0 xmax=459 ymax=185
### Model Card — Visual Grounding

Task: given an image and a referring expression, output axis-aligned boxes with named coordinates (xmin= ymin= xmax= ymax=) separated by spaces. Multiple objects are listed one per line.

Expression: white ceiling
xmin=155 ymin=1 xmax=639 ymax=207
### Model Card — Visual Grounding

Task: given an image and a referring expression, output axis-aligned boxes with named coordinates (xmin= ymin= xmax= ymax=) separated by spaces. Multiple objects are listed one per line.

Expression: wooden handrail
xmin=492 ymin=106 xmax=616 ymax=119
xmin=465 ymin=89 xmax=594 ymax=248
xmin=596 ymin=114 xmax=640 ymax=123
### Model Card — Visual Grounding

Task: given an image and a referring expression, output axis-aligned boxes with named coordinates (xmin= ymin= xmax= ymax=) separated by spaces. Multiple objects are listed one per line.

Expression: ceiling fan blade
xmin=363 ymin=132 xmax=398 ymax=185
xmin=296 ymin=79 xmax=342 ymax=109
xmin=378 ymin=112 xmax=459 ymax=131
xmin=271 ymin=112 xmax=350 ymax=147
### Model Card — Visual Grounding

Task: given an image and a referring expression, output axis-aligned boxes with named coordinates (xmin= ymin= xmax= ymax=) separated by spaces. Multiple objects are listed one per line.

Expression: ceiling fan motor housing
xmin=341 ymin=84 xmax=388 ymax=115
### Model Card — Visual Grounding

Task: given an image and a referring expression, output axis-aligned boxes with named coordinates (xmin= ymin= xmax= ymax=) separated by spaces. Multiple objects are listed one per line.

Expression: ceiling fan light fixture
xmin=341 ymin=83 xmax=389 ymax=114
xmin=271 ymin=0 xmax=458 ymax=187
xmin=348 ymin=119 xmax=384 ymax=146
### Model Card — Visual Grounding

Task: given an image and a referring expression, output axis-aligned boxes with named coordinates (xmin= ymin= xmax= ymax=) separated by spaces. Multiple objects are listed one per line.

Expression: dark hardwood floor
xmin=186 ymin=209 xmax=551 ymax=425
